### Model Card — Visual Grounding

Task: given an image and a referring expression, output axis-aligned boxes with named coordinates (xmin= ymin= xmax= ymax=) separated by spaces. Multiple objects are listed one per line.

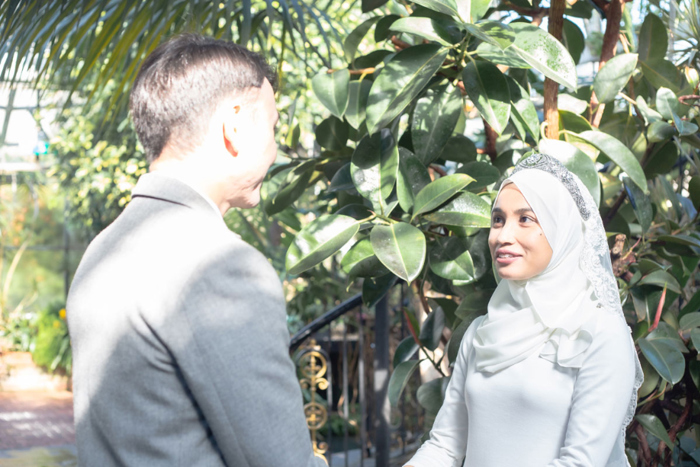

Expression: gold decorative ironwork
xmin=298 ymin=339 xmax=329 ymax=462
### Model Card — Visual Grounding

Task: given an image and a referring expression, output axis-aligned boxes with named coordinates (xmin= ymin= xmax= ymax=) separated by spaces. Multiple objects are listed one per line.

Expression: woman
xmin=405 ymin=154 xmax=643 ymax=467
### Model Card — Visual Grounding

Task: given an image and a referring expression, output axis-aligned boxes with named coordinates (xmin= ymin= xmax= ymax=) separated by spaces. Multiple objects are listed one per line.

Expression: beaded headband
xmin=510 ymin=153 xmax=591 ymax=220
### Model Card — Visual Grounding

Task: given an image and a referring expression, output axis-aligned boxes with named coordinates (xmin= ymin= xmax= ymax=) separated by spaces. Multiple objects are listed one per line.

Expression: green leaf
xmin=417 ymin=377 xmax=448 ymax=414
xmin=366 ymin=44 xmax=449 ymax=134
xmin=680 ymin=312 xmax=700 ymax=331
xmin=592 ymin=54 xmax=637 ymax=104
xmin=312 ymin=68 xmax=350 ymax=118
xmin=393 ymin=336 xmax=420 ymax=367
xmin=575 ymin=130 xmax=648 ymax=194
xmin=558 ymin=94 xmax=588 ymax=115
xmin=341 ymin=238 xmax=389 ymax=279
xmin=561 ymin=18 xmax=584 ymax=65
xmin=370 ymin=223 xmax=427 ymax=282
xmin=429 ymin=236 xmax=475 ymax=281
xmin=344 ymin=17 xmax=382 ymax=63
xmin=374 ymin=14 xmax=401 ymax=41
xmin=447 ymin=318 xmax=471 ymax=365
xmin=637 ymin=338 xmax=685 ymax=384
xmin=456 ymin=161 xmax=500 ymax=192
xmin=355 ymin=50 xmax=394 ymax=69
xmin=469 ymin=0 xmax=492 ymax=22
xmin=656 ymin=87 xmax=683 ymax=120
xmin=691 ymin=328 xmax=700 ymax=351
xmin=397 ymin=148 xmax=432 ymax=212
xmin=647 ymin=121 xmax=678 ymax=143
xmin=438 ymin=135 xmax=478 ymax=163
xmin=413 ymin=173 xmax=475 ymax=219
xmin=635 ymin=414 xmax=674 ymax=447
xmin=389 ymin=360 xmax=421 ymax=407
xmin=638 ymin=13 xmax=668 ymax=62
xmin=423 ymin=192 xmax=491 ymax=227
xmin=263 ymin=160 xmax=316 ymax=215
xmin=688 ymin=176 xmax=700 ymax=210
xmin=509 ymin=22 xmax=578 ymax=90
xmin=390 ymin=17 xmax=453 ymax=46
xmin=465 ymin=21 xmax=515 ymax=50
xmin=462 ymin=60 xmax=511 ymax=134
xmin=351 ymin=130 xmax=399 ymax=209
xmin=476 ymin=42 xmax=531 ymax=68
xmin=657 ymin=234 xmax=700 ymax=249
xmin=635 ymin=96 xmax=663 ymax=125
xmin=645 ymin=140 xmax=679 ymax=179
xmin=559 ymin=110 xmax=593 ymax=133
xmin=363 ymin=0 xmax=389 ymax=12
xmin=346 ymin=80 xmax=373 ymax=130
xmin=315 ymin=116 xmax=349 ymax=150
xmin=673 ymin=114 xmax=698 ymax=136
xmin=640 ymin=59 xmax=682 ymax=94
xmin=623 ymin=176 xmax=653 ymax=233
xmin=362 ymin=273 xmax=397 ymax=307
xmin=506 ymin=77 xmax=540 ymax=142
xmin=538 ymin=139 xmax=600 ymax=206
xmin=286 ymin=214 xmax=360 ymax=275
xmin=638 ymin=270 xmax=682 ymax=294
xmin=412 ymin=84 xmax=463 ymax=165
xmin=419 ymin=306 xmax=445 ymax=350
xmin=455 ymin=289 xmax=491 ymax=318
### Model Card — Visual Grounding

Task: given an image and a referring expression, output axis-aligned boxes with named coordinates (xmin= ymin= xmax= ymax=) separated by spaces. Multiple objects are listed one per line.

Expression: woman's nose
xmin=497 ymin=220 xmax=516 ymax=244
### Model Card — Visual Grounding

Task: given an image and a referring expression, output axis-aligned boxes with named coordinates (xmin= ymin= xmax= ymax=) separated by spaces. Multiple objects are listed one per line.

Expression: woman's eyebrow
xmin=491 ymin=207 xmax=535 ymax=215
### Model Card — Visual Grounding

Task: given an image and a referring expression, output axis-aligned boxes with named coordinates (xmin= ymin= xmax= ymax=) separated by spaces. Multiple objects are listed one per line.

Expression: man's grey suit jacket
xmin=67 ymin=172 xmax=323 ymax=466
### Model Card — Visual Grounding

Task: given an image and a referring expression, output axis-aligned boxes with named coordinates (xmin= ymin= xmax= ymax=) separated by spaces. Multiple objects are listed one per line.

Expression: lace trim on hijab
xmin=514 ymin=153 xmax=643 ymax=432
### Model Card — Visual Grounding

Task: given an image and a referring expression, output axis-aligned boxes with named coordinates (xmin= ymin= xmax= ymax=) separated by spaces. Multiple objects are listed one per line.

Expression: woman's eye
xmin=520 ymin=216 xmax=535 ymax=223
xmin=492 ymin=216 xmax=503 ymax=224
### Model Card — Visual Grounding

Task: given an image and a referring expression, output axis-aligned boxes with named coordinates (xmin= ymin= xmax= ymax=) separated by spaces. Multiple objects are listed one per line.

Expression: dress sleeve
xmin=404 ymin=316 xmax=484 ymax=467
xmin=547 ymin=314 xmax=637 ymax=467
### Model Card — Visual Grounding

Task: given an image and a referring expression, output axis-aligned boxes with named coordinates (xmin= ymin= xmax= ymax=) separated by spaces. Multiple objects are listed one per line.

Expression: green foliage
xmin=31 ymin=302 xmax=71 ymax=375
xmin=271 ymin=1 xmax=700 ymax=462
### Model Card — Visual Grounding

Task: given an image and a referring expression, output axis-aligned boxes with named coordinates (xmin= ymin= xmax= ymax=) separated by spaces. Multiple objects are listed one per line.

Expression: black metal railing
xmin=290 ymin=284 xmax=423 ymax=467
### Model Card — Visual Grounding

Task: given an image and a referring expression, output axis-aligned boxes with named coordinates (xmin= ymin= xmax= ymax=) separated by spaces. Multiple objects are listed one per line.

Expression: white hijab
xmin=473 ymin=169 xmax=600 ymax=373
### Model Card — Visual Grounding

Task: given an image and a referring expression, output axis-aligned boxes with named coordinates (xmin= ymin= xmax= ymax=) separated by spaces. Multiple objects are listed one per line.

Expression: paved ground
xmin=0 ymin=391 xmax=77 ymax=466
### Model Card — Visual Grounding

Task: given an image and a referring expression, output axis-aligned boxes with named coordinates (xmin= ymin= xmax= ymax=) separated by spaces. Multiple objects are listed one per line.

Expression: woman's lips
xmin=495 ymin=255 xmax=520 ymax=265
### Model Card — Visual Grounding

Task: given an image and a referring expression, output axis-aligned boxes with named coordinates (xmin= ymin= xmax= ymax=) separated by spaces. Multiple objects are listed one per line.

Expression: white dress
xmin=406 ymin=311 xmax=637 ymax=467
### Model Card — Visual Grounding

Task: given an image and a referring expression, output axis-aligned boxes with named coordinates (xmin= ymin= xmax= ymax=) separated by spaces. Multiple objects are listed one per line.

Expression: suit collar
xmin=131 ymin=172 xmax=223 ymax=221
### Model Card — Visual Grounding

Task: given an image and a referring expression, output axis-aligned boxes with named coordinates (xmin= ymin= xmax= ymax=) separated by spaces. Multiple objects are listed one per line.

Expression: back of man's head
xmin=130 ymin=34 xmax=276 ymax=163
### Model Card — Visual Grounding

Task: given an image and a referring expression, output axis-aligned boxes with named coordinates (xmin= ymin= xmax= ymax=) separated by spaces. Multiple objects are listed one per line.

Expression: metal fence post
xmin=373 ymin=295 xmax=390 ymax=466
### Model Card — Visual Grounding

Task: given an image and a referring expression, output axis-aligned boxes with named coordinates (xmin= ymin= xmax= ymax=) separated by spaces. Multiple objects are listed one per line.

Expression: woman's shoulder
xmin=586 ymin=309 xmax=636 ymax=363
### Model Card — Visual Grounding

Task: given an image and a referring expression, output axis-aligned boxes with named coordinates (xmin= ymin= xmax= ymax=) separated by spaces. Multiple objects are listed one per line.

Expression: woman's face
xmin=488 ymin=183 xmax=553 ymax=281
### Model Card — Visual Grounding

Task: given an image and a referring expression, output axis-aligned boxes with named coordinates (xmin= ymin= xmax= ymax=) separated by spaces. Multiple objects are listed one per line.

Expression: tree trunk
xmin=544 ymin=0 xmax=566 ymax=139
xmin=590 ymin=0 xmax=624 ymax=127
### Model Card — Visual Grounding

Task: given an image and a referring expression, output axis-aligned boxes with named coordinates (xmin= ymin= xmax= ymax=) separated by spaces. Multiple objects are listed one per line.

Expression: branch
xmin=483 ymin=119 xmax=498 ymax=163
xmin=390 ymin=36 xmax=410 ymax=51
xmin=544 ymin=0 xmax=566 ymax=139
xmin=590 ymin=0 xmax=625 ymax=127
xmin=635 ymin=424 xmax=653 ymax=466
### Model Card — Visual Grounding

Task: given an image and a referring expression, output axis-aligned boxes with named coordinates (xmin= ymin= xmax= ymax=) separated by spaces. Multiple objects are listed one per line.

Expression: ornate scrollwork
xmin=297 ymin=339 xmax=330 ymax=461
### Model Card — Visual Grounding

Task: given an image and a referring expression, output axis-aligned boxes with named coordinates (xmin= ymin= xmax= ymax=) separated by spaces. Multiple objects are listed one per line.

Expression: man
xmin=67 ymin=34 xmax=324 ymax=467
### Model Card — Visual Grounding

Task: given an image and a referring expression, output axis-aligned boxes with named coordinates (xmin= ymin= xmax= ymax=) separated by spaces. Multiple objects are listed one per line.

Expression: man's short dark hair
xmin=130 ymin=34 xmax=277 ymax=163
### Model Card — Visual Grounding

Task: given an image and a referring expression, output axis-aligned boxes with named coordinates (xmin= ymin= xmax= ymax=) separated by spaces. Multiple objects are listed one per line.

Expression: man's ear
xmin=222 ymin=104 xmax=242 ymax=157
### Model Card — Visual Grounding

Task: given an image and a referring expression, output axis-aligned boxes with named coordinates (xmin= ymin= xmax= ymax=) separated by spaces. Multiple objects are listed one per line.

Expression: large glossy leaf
xmin=423 ymin=192 xmax=491 ymax=227
xmin=457 ymin=161 xmax=501 ymax=192
xmin=286 ymin=214 xmax=360 ymax=275
xmin=464 ymin=21 xmax=515 ymax=49
xmin=439 ymin=135 xmax=478 ymax=163
xmin=538 ymin=139 xmax=600 ymax=206
xmin=509 ymin=23 xmax=577 ymax=90
xmin=447 ymin=318 xmax=472 ymax=364
xmin=362 ymin=273 xmax=397 ymax=307
xmin=417 ymin=377 xmax=448 ymax=414
xmin=645 ymin=140 xmax=679 ymax=179
xmin=637 ymin=337 xmax=684 ymax=384
xmin=638 ymin=13 xmax=668 ymax=62
xmin=623 ymin=176 xmax=653 ymax=233
xmin=341 ymin=238 xmax=388 ymax=279
xmin=561 ymin=18 xmax=585 ymax=65
xmin=397 ymin=149 xmax=432 ymax=212
xmin=344 ymin=17 xmax=382 ymax=63
xmin=346 ymin=80 xmax=373 ymax=130
xmin=315 ymin=116 xmax=349 ymax=150
xmin=370 ymin=223 xmax=427 ymax=282
xmin=656 ymin=87 xmax=683 ymax=120
xmin=593 ymin=54 xmax=637 ymax=104
xmin=689 ymin=176 xmax=700 ymax=210
xmin=312 ymin=68 xmax=350 ymax=118
xmin=636 ymin=96 xmax=663 ymax=125
xmin=366 ymin=44 xmax=449 ymax=134
xmin=575 ymin=131 xmax=648 ymax=194
xmin=264 ymin=160 xmax=316 ymax=215
xmin=413 ymin=173 xmax=475 ymax=219
xmin=462 ymin=60 xmax=511 ymax=134
xmin=429 ymin=236 xmax=475 ymax=281
xmin=640 ymin=59 xmax=682 ymax=93
xmin=506 ymin=77 xmax=540 ymax=142
xmin=412 ymin=84 xmax=463 ymax=165
xmin=388 ymin=360 xmax=421 ymax=407
xmin=411 ymin=0 xmax=460 ymax=17
xmin=351 ymin=130 xmax=399 ymax=209
xmin=638 ymin=270 xmax=682 ymax=294
xmin=419 ymin=306 xmax=445 ymax=350
xmin=393 ymin=336 xmax=420 ymax=367
xmin=476 ymin=42 xmax=532 ymax=68
xmin=390 ymin=17 xmax=454 ymax=46
xmin=363 ymin=0 xmax=389 ymax=12
xmin=647 ymin=121 xmax=677 ymax=142
xmin=635 ymin=414 xmax=674 ymax=447
xmin=680 ymin=312 xmax=700 ymax=331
